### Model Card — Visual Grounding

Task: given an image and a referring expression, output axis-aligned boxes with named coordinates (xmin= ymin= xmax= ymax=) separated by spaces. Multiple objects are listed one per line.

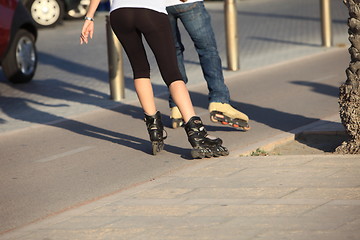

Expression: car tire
xmin=27 ymin=0 xmax=65 ymax=28
xmin=2 ymin=29 xmax=37 ymax=84
xmin=66 ymin=0 xmax=89 ymax=19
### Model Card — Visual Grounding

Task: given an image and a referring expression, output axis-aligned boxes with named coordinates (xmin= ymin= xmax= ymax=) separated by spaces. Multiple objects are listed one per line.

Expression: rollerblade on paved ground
xmin=171 ymin=103 xmax=250 ymax=131
xmin=184 ymin=116 xmax=229 ymax=159
xmin=209 ymin=102 xmax=250 ymax=131
xmin=147 ymin=112 xmax=228 ymax=159
xmin=144 ymin=111 xmax=167 ymax=155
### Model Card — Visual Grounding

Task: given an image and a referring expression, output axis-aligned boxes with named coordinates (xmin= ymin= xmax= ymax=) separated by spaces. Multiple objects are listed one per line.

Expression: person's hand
xmin=80 ymin=20 xmax=94 ymax=44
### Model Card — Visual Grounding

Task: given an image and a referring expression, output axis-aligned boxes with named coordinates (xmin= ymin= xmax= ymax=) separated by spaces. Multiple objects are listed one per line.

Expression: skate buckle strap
xmin=206 ymin=135 xmax=217 ymax=140
xmin=194 ymin=119 xmax=202 ymax=124
xmin=162 ymin=129 xmax=168 ymax=140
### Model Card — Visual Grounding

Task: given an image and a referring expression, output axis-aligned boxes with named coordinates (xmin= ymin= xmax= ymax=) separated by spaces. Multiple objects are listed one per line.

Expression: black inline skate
xmin=184 ymin=116 xmax=229 ymax=159
xmin=144 ymin=111 xmax=167 ymax=155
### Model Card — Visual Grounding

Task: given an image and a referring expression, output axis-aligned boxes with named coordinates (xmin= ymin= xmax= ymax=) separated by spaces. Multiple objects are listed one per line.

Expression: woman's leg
xmin=168 ymin=80 xmax=195 ymax=123
xmin=138 ymin=10 xmax=196 ymax=123
xmin=110 ymin=9 xmax=157 ymax=116
xmin=134 ymin=78 xmax=157 ymax=116
xmin=110 ymin=9 xmax=166 ymax=155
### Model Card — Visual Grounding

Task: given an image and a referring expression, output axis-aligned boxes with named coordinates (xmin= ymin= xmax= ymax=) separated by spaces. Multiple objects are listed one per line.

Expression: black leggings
xmin=110 ymin=8 xmax=183 ymax=87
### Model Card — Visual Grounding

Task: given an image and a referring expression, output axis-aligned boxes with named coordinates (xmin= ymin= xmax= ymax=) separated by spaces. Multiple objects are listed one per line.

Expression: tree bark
xmin=336 ymin=0 xmax=360 ymax=154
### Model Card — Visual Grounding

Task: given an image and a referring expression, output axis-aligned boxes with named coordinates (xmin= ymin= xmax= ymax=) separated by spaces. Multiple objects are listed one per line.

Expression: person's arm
xmin=80 ymin=0 xmax=101 ymax=44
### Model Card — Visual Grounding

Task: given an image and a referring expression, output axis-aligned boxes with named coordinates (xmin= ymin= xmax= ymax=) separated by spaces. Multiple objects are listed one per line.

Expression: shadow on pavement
xmin=0 ymin=93 xmax=189 ymax=156
xmin=157 ymin=89 xmax=323 ymax=133
xmin=250 ymin=36 xmax=320 ymax=47
xmin=291 ymin=80 xmax=339 ymax=97
xmin=38 ymin=52 xmax=108 ymax=84
xmin=1 ymin=72 xmax=340 ymax=154
xmin=270 ymin=132 xmax=349 ymax=155
xmin=37 ymin=51 xmax=136 ymax=94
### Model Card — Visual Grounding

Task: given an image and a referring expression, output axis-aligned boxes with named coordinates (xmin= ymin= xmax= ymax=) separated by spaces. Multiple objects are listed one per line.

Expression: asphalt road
xmin=0 ymin=0 xmax=348 ymax=133
xmin=0 ymin=0 xmax=349 ymax=234
xmin=0 ymin=47 xmax=349 ymax=233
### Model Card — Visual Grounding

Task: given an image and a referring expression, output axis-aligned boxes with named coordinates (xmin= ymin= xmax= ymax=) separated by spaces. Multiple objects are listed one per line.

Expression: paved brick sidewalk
xmin=1 ymin=152 xmax=359 ymax=240
xmin=1 ymin=115 xmax=359 ymax=240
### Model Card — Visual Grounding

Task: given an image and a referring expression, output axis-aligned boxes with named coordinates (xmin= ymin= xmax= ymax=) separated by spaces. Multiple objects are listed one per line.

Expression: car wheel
xmin=2 ymin=29 xmax=37 ymax=84
xmin=66 ymin=0 xmax=90 ymax=19
xmin=27 ymin=0 xmax=65 ymax=28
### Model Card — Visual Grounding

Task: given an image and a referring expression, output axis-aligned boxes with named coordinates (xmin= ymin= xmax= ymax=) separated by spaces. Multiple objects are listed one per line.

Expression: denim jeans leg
xmin=168 ymin=2 xmax=230 ymax=106
xmin=167 ymin=8 xmax=188 ymax=108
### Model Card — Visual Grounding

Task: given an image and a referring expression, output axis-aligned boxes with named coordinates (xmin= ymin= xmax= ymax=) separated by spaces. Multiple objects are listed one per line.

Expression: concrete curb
xmin=233 ymin=114 xmax=345 ymax=156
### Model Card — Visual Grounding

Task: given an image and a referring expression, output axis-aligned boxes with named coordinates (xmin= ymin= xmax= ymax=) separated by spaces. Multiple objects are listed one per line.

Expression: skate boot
xmin=209 ymin=102 xmax=250 ymax=131
xmin=184 ymin=116 xmax=229 ymax=159
xmin=144 ymin=111 xmax=167 ymax=155
xmin=170 ymin=106 xmax=184 ymax=129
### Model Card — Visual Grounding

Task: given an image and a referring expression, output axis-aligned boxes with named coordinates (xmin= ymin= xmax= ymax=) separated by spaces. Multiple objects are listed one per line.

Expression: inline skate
xmin=144 ymin=111 xmax=167 ymax=155
xmin=184 ymin=116 xmax=229 ymax=159
xmin=209 ymin=102 xmax=250 ymax=131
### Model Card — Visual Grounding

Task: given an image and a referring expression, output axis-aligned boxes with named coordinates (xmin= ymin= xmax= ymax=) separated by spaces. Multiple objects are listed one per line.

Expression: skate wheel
xmin=212 ymin=151 xmax=221 ymax=157
xmin=191 ymin=149 xmax=206 ymax=159
xmin=210 ymin=115 xmax=218 ymax=123
xmin=221 ymin=121 xmax=228 ymax=125
xmin=152 ymin=144 xmax=158 ymax=155
xmin=204 ymin=150 xmax=213 ymax=158
xmin=152 ymin=141 xmax=164 ymax=155
xmin=212 ymin=145 xmax=229 ymax=157
xmin=221 ymin=148 xmax=230 ymax=156
xmin=238 ymin=124 xmax=251 ymax=131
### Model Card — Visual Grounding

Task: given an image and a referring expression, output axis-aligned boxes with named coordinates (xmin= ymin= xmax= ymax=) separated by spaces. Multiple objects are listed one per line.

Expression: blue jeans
xmin=166 ymin=1 xmax=230 ymax=108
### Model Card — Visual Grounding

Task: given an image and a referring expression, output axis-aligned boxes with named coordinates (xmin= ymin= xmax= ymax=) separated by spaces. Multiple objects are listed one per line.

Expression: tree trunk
xmin=336 ymin=0 xmax=360 ymax=154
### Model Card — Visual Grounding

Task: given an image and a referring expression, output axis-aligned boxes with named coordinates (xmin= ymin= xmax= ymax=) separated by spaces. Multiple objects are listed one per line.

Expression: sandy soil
xmin=269 ymin=133 xmax=350 ymax=155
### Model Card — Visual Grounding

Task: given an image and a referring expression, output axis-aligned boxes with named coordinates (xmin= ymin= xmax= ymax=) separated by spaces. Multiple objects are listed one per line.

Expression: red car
xmin=0 ymin=0 xmax=38 ymax=83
